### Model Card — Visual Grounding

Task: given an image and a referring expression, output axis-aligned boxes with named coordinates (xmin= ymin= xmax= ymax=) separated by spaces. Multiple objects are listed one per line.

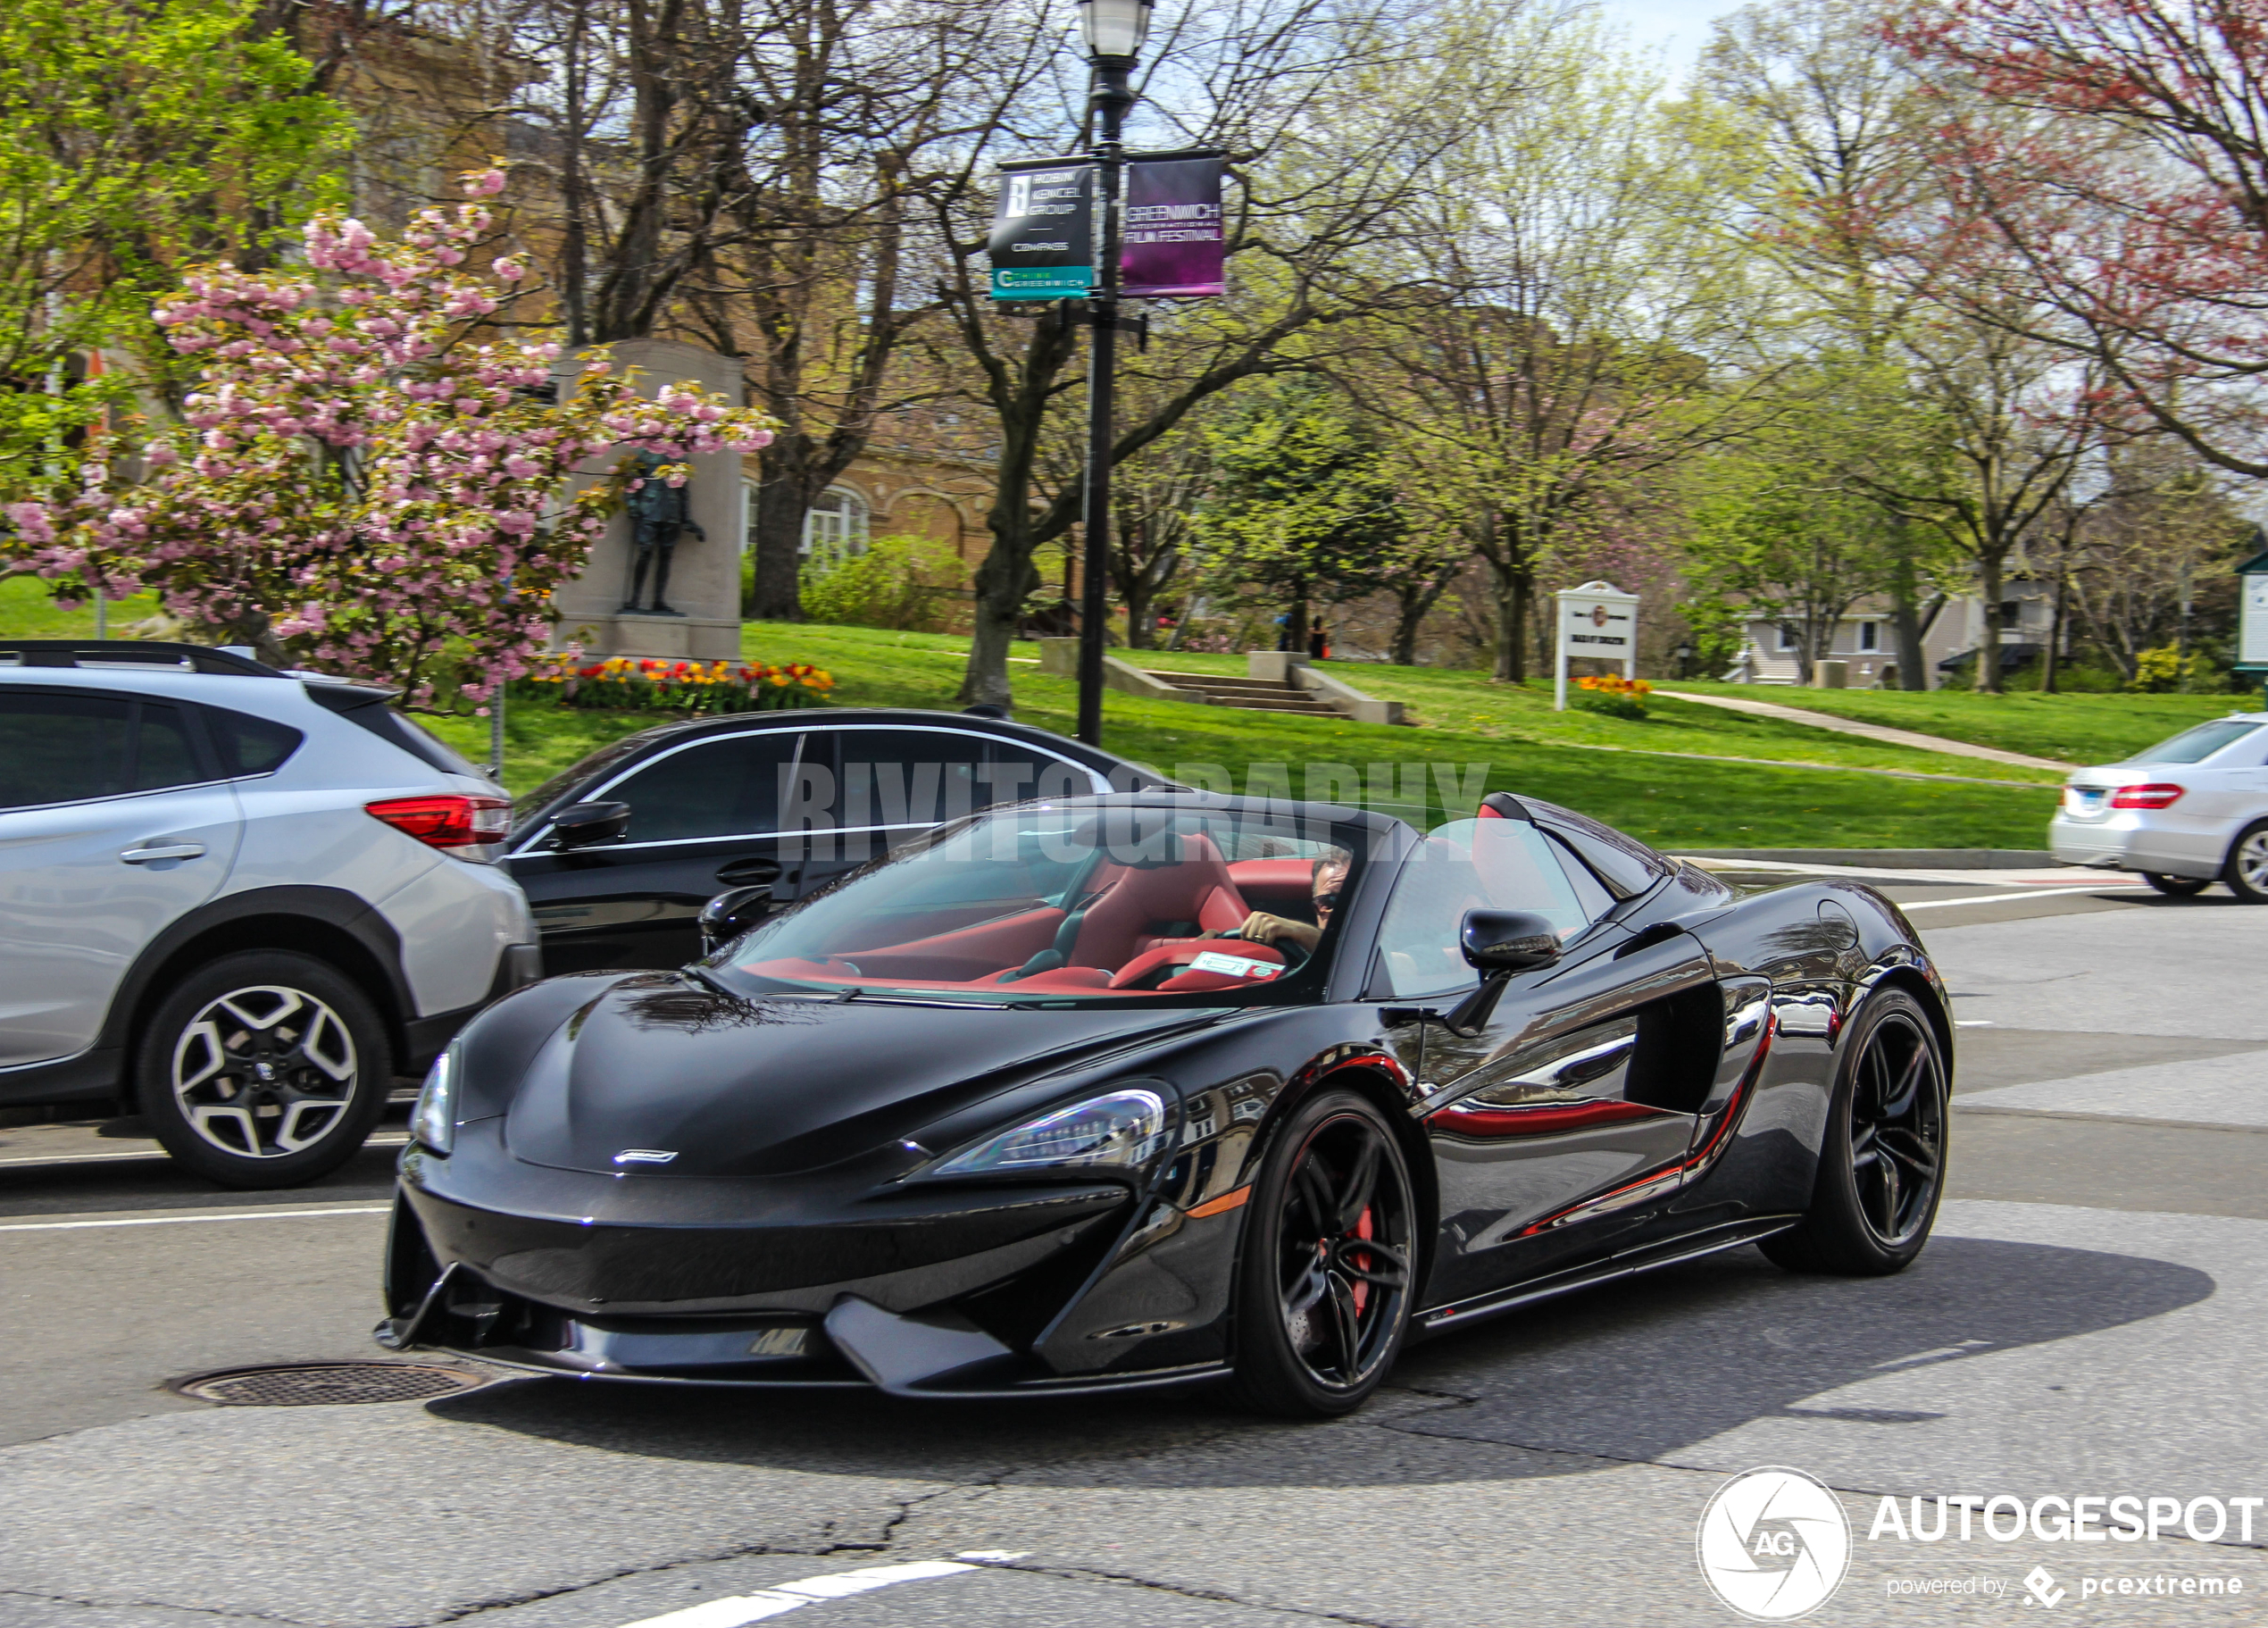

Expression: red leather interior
xmin=1066 ymin=833 xmax=1250 ymax=967
xmin=1226 ymin=858 xmax=1313 ymax=906
xmin=1106 ymin=939 xmax=1285 ymax=990
xmin=737 ymin=834 xmax=1274 ymax=997
xmin=826 ymin=905 xmax=1064 ymax=982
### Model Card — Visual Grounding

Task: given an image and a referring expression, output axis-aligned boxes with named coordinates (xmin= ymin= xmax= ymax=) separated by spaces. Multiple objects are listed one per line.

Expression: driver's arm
xmin=1235 ymin=911 xmax=1321 ymax=950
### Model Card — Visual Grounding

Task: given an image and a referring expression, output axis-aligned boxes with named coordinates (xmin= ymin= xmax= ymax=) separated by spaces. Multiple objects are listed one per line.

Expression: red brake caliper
xmin=1348 ymin=1206 xmax=1374 ymax=1315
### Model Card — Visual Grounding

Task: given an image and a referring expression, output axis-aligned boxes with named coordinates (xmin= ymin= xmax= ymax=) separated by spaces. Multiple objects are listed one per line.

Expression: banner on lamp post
xmin=1121 ymin=155 xmax=1225 ymax=297
xmin=988 ymin=159 xmax=1096 ymax=300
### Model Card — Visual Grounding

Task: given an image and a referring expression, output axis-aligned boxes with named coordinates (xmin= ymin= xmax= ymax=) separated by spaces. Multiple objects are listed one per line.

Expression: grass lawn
xmin=1128 ymin=647 xmax=2061 ymax=784
xmin=429 ymin=628 xmax=2055 ymax=847
xmin=0 ymin=583 xmax=2061 ymax=847
xmin=1663 ymin=678 xmax=2253 ymax=767
xmin=0 ymin=575 xmax=164 ymax=639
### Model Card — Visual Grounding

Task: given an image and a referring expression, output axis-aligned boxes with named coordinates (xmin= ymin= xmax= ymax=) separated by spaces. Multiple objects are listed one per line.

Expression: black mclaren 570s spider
xmin=379 ymin=790 xmax=1952 ymax=1416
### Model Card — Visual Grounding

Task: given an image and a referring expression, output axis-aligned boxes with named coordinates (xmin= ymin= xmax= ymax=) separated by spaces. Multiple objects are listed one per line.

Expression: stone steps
xmin=1142 ymin=672 xmax=1344 ymax=715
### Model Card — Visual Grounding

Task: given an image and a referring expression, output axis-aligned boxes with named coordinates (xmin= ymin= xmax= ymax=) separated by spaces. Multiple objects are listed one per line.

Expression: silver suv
xmin=0 ymin=641 xmax=539 ymax=1187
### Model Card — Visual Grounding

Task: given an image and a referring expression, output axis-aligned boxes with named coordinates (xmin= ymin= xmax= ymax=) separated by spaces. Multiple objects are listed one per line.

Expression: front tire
xmin=138 ymin=950 xmax=393 ymax=1190
xmin=1230 ymin=1089 xmax=1417 ymax=1417
xmin=2222 ymin=822 xmax=2268 ymax=904
xmin=1761 ymin=989 xmax=1947 ymax=1276
xmin=2142 ymin=872 xmax=2212 ymax=897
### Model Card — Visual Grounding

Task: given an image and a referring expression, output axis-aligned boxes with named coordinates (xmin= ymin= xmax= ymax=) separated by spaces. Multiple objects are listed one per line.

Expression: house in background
xmin=1721 ymin=588 xmax=2063 ymax=688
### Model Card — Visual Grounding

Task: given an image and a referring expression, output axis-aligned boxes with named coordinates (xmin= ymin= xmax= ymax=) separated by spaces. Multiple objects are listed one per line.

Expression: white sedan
xmin=2050 ymin=712 xmax=2268 ymax=899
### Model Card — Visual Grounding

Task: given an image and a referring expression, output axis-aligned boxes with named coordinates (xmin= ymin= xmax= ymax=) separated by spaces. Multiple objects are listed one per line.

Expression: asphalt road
xmin=4 ymin=876 xmax=2264 ymax=1627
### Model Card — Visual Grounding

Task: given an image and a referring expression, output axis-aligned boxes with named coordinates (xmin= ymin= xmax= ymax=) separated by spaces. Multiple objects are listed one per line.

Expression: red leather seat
xmin=1065 ymin=832 xmax=1250 ymax=969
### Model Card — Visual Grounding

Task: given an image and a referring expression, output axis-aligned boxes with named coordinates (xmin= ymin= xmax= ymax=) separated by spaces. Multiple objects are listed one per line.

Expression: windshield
xmin=714 ymin=805 xmax=1364 ymax=1005
xmin=2125 ymin=719 xmax=2262 ymax=765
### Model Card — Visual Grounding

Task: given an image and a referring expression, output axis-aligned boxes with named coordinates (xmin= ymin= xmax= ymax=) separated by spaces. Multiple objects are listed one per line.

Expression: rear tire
xmin=1760 ymin=989 xmax=1947 ymax=1277
xmin=1230 ymin=1089 xmax=1416 ymax=1417
xmin=138 ymin=950 xmax=393 ymax=1190
xmin=2142 ymin=872 xmax=2212 ymax=897
xmin=2222 ymin=822 xmax=2268 ymax=904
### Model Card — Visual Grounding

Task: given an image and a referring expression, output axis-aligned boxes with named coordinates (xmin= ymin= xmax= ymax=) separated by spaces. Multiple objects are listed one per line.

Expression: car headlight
xmin=411 ymin=1046 xmax=458 ymax=1155
xmin=931 ymin=1088 xmax=1170 ymax=1176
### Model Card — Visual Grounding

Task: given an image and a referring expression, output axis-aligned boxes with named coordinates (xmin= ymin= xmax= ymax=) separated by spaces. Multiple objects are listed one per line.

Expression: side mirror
xmin=550 ymin=801 xmax=630 ymax=849
xmin=1440 ymin=909 xmax=1562 ymax=1037
xmin=1460 ymin=908 xmax=1563 ymax=973
xmin=698 ymin=885 xmax=774 ymax=954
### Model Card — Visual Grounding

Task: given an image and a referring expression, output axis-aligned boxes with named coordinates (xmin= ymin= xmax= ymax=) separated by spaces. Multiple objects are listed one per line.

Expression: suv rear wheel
xmin=138 ymin=950 xmax=392 ymax=1189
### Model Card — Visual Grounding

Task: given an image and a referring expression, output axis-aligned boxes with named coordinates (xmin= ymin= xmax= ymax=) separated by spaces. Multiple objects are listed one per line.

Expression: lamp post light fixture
xmin=1071 ymin=0 xmax=1154 ymax=747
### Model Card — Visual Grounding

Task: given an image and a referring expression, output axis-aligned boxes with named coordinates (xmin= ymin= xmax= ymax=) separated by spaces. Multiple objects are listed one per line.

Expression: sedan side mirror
xmin=1461 ymin=909 xmax=1563 ymax=973
xmin=550 ymin=801 xmax=630 ymax=849
xmin=698 ymin=885 xmax=774 ymax=954
xmin=1441 ymin=909 xmax=1563 ymax=1037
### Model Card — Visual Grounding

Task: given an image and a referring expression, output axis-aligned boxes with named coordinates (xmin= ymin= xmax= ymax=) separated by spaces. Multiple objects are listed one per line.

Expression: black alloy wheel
xmin=1231 ymin=1089 xmax=1417 ymax=1416
xmin=1762 ymin=988 xmax=1947 ymax=1276
xmin=138 ymin=950 xmax=392 ymax=1190
xmin=2142 ymin=872 xmax=2213 ymax=897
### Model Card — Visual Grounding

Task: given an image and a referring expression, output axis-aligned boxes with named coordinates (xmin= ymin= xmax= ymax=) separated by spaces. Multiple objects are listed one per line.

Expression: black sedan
xmin=379 ymin=790 xmax=1952 ymax=1416
xmin=502 ymin=707 xmax=1163 ymax=973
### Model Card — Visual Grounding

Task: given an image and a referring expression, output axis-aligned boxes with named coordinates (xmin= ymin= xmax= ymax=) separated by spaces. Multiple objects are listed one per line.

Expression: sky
xmin=1590 ymin=0 xmax=1743 ymax=84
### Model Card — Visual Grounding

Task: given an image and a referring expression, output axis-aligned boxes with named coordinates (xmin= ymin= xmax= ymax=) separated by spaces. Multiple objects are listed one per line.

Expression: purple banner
xmin=1121 ymin=157 xmax=1224 ymax=298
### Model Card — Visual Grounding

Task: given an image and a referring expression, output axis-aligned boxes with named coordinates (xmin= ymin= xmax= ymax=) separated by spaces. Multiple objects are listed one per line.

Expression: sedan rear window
xmin=2126 ymin=719 xmax=2262 ymax=765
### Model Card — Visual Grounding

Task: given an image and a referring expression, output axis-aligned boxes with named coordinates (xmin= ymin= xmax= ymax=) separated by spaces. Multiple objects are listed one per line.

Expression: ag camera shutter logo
xmin=1696 ymin=1466 xmax=1851 ymax=1620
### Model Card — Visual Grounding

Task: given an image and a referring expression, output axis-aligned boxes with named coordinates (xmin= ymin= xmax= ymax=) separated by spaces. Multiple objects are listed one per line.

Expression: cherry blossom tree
xmin=1885 ymin=0 xmax=2268 ymax=478
xmin=2 ymin=169 xmax=776 ymax=705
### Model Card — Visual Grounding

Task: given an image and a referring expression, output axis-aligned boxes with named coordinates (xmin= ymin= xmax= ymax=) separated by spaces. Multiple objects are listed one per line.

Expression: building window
xmin=1775 ymin=624 xmax=1797 ymax=652
xmin=741 ymin=480 xmax=758 ymax=555
xmin=1998 ymin=599 xmax=2022 ymax=627
xmin=803 ymin=486 xmax=870 ymax=557
xmin=1858 ymin=621 xmax=1879 ymax=652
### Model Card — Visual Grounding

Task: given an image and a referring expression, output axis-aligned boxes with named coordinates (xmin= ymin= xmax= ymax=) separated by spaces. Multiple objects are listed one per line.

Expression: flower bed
xmin=1574 ymin=672 xmax=1652 ymax=720
xmin=517 ymin=654 xmax=832 ymax=714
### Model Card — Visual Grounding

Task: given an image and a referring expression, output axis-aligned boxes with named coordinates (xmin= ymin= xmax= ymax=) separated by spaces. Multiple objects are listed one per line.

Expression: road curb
xmin=1680 ymin=847 xmax=2058 ymax=869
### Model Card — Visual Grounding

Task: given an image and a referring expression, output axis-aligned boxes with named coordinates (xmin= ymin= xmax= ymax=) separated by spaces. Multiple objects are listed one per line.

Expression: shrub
xmin=801 ymin=533 xmax=969 ymax=631
xmin=1574 ymin=672 xmax=1652 ymax=719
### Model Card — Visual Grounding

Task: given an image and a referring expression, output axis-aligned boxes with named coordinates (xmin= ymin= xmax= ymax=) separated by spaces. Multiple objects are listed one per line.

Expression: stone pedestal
xmin=549 ymin=338 xmax=746 ymax=662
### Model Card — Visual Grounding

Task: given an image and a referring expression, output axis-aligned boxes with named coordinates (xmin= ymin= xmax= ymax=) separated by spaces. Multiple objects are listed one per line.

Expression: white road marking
xmin=614 ymin=1560 xmax=979 ymax=1628
xmin=0 ymin=1206 xmax=388 ymax=1234
xmin=1899 ymin=887 xmax=2139 ymax=911
xmin=0 ymin=1135 xmax=409 ymax=1169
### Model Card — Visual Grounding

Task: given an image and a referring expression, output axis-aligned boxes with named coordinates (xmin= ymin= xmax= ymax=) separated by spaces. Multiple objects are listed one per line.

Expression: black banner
xmin=988 ymin=159 xmax=1095 ymax=300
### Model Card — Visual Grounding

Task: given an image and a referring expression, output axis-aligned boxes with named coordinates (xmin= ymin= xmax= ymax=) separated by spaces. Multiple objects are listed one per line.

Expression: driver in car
xmin=1229 ymin=853 xmax=1349 ymax=953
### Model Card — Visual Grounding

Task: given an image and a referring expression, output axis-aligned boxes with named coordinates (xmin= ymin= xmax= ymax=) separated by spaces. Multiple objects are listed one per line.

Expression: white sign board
xmin=2243 ymin=573 xmax=2268 ymax=666
xmin=1554 ymin=580 xmax=1639 ymax=712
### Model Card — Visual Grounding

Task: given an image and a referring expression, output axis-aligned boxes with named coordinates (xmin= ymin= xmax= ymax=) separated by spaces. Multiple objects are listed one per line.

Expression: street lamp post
xmin=1073 ymin=0 xmax=1152 ymax=747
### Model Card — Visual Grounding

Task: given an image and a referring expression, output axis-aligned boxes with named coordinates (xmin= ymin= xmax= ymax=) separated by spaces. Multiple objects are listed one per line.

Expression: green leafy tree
xmin=1194 ymin=381 xmax=1410 ymax=650
xmin=0 ymin=0 xmax=347 ymax=502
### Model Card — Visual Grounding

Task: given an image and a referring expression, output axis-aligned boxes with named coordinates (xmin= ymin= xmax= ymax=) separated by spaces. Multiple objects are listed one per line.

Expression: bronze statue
xmin=621 ymin=451 xmax=705 ymax=616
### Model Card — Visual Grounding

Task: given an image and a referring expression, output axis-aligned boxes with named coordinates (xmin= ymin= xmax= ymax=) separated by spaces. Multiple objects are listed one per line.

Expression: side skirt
xmin=1411 ymin=1215 xmax=1801 ymax=1337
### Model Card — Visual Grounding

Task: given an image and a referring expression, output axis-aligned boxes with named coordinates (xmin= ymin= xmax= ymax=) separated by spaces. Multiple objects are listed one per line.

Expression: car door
xmin=1374 ymin=816 xmax=1721 ymax=1307
xmin=0 ymin=689 xmax=243 ymax=1066
xmin=510 ymin=727 xmax=808 ymax=973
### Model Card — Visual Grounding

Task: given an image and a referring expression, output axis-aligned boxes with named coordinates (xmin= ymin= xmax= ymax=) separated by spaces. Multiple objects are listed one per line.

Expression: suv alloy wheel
xmin=138 ymin=949 xmax=394 ymax=1189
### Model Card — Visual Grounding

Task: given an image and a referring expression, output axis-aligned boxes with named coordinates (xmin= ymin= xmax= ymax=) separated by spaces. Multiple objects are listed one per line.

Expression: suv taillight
xmin=2110 ymin=783 xmax=2185 ymax=810
xmin=366 ymin=794 xmax=513 ymax=861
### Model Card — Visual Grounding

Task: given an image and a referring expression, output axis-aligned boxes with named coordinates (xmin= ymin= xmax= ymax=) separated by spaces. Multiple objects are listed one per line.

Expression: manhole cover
xmin=168 ymin=1362 xmax=488 ymax=1407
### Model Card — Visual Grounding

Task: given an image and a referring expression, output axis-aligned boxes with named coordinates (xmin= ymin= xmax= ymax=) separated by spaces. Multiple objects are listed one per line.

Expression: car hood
xmin=503 ymin=975 xmax=1220 ymax=1179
